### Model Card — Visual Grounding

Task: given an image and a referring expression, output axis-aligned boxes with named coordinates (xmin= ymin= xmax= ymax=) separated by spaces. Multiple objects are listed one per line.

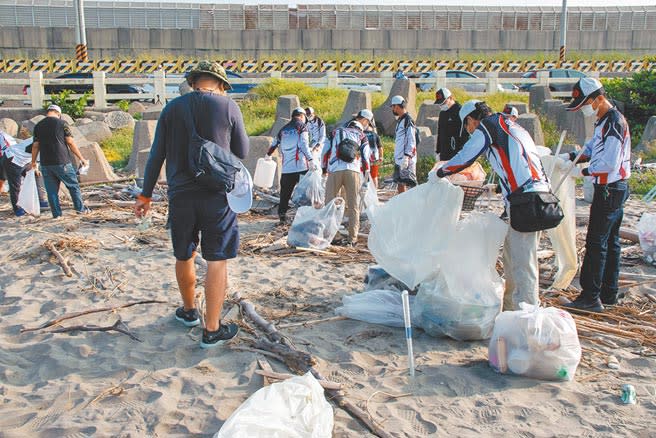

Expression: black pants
xmin=579 ymin=181 xmax=629 ymax=304
xmin=1 ymin=156 xmax=47 ymax=214
xmin=278 ymin=171 xmax=307 ymax=218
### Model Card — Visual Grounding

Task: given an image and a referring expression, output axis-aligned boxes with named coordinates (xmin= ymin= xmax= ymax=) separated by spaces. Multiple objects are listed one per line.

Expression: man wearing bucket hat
xmin=266 ymin=107 xmax=316 ymax=225
xmin=134 ymin=60 xmax=250 ymax=348
xmin=435 ymin=88 xmax=468 ymax=161
xmin=433 ymin=99 xmax=552 ymax=311
xmin=390 ymin=95 xmax=418 ymax=193
xmin=559 ymin=77 xmax=631 ymax=313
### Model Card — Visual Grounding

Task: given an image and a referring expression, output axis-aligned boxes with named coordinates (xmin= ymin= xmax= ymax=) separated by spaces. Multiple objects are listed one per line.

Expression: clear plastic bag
xmin=414 ymin=212 xmax=507 ymax=341
xmin=362 ymin=181 xmax=379 ymax=220
xmin=488 ymin=303 xmax=582 ymax=381
xmin=292 ymin=169 xmax=325 ymax=209
xmin=17 ymin=169 xmax=40 ymax=216
xmin=368 ymin=178 xmax=463 ymax=289
xmin=638 ymin=212 xmax=656 ymax=262
xmin=363 ymin=265 xmax=411 ymax=292
xmin=215 ymin=372 xmax=333 ymax=438
xmin=335 ymin=289 xmax=421 ymax=327
xmin=541 ymin=155 xmax=578 ymax=289
xmin=287 ymin=197 xmax=345 ymax=250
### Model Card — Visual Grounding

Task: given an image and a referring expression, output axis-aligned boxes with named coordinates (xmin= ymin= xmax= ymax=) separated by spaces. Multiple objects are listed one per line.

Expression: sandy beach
xmin=1 ymin=185 xmax=655 ymax=438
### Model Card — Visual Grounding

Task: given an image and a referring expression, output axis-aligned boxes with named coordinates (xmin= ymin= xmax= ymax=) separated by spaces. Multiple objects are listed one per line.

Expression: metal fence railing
xmin=0 ymin=1 xmax=654 ymax=32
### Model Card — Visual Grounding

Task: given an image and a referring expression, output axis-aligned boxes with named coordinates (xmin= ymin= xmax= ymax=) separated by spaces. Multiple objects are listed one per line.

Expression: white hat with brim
xmin=227 ymin=163 xmax=253 ymax=214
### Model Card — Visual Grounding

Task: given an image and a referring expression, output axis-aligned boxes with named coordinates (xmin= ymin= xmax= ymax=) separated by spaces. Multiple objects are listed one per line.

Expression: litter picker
xmin=548 ymin=130 xmax=567 ymax=180
xmin=553 ymin=147 xmax=586 ymax=195
xmin=401 ymin=290 xmax=415 ymax=377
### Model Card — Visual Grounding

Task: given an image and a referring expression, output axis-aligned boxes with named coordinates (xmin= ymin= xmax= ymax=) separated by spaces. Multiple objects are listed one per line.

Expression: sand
xmin=1 ymin=188 xmax=655 ymax=438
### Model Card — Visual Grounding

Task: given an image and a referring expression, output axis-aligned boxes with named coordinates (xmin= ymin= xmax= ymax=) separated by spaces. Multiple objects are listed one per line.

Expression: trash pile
xmin=291 ymin=169 xmax=325 ymax=209
xmin=488 ymin=304 xmax=582 ymax=381
xmin=638 ymin=212 xmax=656 ymax=266
xmin=287 ymin=197 xmax=345 ymax=250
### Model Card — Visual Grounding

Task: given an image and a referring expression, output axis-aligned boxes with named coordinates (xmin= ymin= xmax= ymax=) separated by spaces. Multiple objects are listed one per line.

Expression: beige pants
xmin=502 ymin=227 xmax=540 ymax=311
xmin=325 ymin=170 xmax=361 ymax=241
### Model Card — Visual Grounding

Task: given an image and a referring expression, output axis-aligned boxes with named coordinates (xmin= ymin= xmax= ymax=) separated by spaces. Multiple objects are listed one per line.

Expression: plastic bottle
xmin=253 ymin=158 xmax=277 ymax=189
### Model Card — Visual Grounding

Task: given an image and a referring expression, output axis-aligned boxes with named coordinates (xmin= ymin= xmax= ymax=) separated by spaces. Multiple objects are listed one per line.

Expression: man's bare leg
xmin=176 ymin=253 xmax=197 ymax=311
xmin=397 ymin=183 xmax=407 ymax=194
xmin=204 ymin=260 xmax=228 ymax=332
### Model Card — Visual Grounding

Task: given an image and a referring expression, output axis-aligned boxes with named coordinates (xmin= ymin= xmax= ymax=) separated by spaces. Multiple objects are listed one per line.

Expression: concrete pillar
xmin=29 ymin=71 xmax=44 ymax=109
xmin=486 ymin=71 xmax=499 ymax=93
xmin=92 ymin=71 xmax=107 ymax=110
xmin=270 ymin=71 xmax=282 ymax=79
xmin=380 ymin=71 xmax=393 ymax=96
xmin=326 ymin=71 xmax=338 ymax=88
xmin=435 ymin=70 xmax=447 ymax=90
xmin=153 ymin=69 xmax=166 ymax=105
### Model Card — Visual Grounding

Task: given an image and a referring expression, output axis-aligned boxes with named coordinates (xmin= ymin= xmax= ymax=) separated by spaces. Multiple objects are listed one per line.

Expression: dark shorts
xmin=169 ymin=191 xmax=239 ymax=261
xmin=393 ymin=163 xmax=417 ymax=187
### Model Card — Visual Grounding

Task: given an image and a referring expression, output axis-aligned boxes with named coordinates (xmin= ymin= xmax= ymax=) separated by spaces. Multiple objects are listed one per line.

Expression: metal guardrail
xmin=0 ymin=70 xmax=584 ymax=109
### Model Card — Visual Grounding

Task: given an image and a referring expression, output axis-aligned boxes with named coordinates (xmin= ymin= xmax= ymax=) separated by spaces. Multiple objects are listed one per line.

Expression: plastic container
xmin=583 ymin=176 xmax=594 ymax=203
xmin=253 ymin=157 xmax=277 ymax=189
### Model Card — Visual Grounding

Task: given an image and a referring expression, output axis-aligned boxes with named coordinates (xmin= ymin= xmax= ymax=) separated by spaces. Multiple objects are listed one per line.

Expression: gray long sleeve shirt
xmin=141 ymin=91 xmax=249 ymax=199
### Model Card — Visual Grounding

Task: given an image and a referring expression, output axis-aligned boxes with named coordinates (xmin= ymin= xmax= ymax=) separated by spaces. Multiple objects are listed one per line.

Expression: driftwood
xmin=257 ymin=357 xmax=274 ymax=386
xmin=253 ymin=338 xmax=316 ymax=374
xmin=239 ymin=299 xmax=285 ymax=344
xmin=260 ymin=237 xmax=290 ymax=253
xmin=44 ymin=240 xmax=73 ymax=277
xmin=278 ymin=316 xmax=347 ymax=329
xmin=50 ymin=319 xmax=141 ymax=342
xmin=254 ymin=369 xmax=342 ymax=390
xmin=619 ymin=228 xmax=640 ymax=243
xmin=22 ymin=300 xmax=167 ymax=332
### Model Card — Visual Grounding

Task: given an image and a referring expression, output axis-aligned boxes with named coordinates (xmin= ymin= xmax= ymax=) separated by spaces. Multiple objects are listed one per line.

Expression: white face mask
xmin=580 ymin=104 xmax=596 ymax=117
xmin=438 ymin=103 xmax=449 ymax=111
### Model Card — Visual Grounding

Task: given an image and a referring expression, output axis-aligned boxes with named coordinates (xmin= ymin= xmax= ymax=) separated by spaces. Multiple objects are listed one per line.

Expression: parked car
xmin=414 ymin=70 xmax=518 ymax=93
xmin=23 ymin=72 xmax=146 ymax=104
xmin=146 ymin=70 xmax=258 ymax=99
xmin=518 ymin=69 xmax=588 ymax=92
xmin=337 ymin=74 xmax=382 ymax=93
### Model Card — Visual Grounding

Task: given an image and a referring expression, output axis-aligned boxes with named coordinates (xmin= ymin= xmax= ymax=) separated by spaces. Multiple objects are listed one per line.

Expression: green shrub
xmin=116 ymin=100 xmax=130 ymax=112
xmin=629 ymin=168 xmax=656 ymax=196
xmin=99 ymin=127 xmax=134 ymax=169
xmin=45 ymin=89 xmax=92 ymax=118
xmin=133 ymin=112 xmax=143 ymax=121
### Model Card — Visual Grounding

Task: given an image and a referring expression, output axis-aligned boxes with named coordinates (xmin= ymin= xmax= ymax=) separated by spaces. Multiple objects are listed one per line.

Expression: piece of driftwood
xmin=253 ymin=338 xmax=316 ymax=374
xmin=278 ymin=316 xmax=348 ymax=329
xmin=257 ymin=357 xmax=274 ymax=386
xmin=260 ymin=237 xmax=290 ymax=253
xmin=44 ymin=241 xmax=73 ymax=277
xmin=240 ymin=299 xmax=285 ymax=344
xmin=619 ymin=228 xmax=640 ymax=243
xmin=22 ymin=300 xmax=167 ymax=332
xmin=254 ymin=369 xmax=342 ymax=390
xmin=293 ymin=247 xmax=336 ymax=256
xmin=50 ymin=319 xmax=141 ymax=341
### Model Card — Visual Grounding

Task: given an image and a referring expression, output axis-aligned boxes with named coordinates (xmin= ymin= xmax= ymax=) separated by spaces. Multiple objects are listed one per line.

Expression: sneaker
xmin=174 ymin=307 xmax=200 ymax=327
xmin=200 ymin=322 xmax=239 ymax=349
xmin=563 ymin=297 xmax=604 ymax=313
xmin=39 ymin=201 xmax=49 ymax=209
xmin=77 ymin=206 xmax=92 ymax=215
xmin=15 ymin=208 xmax=26 ymax=217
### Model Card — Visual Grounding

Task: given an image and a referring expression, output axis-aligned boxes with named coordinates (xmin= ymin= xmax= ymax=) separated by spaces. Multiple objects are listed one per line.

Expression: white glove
xmin=558 ymin=152 xmax=572 ymax=162
xmin=264 ymin=154 xmax=272 ymax=161
xmin=310 ymin=160 xmax=319 ymax=171
xmin=401 ymin=156 xmax=410 ymax=169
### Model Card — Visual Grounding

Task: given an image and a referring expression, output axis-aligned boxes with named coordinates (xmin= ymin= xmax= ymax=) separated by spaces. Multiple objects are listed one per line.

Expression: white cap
xmin=348 ymin=120 xmax=364 ymax=131
xmin=305 ymin=106 xmax=315 ymax=115
xmin=291 ymin=107 xmax=306 ymax=118
xmin=435 ymin=88 xmax=452 ymax=104
xmin=227 ymin=163 xmax=253 ymax=214
xmin=390 ymin=95 xmax=406 ymax=106
xmin=503 ymin=105 xmax=519 ymax=117
xmin=47 ymin=104 xmax=62 ymax=114
xmin=567 ymin=77 xmax=604 ymax=111
xmin=459 ymin=99 xmax=482 ymax=124
xmin=357 ymin=109 xmax=374 ymax=122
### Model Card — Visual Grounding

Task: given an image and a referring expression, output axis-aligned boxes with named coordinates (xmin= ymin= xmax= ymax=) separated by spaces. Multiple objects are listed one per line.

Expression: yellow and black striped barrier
xmin=160 ymin=60 xmax=180 ymax=74
xmin=281 ymin=59 xmax=297 ymax=73
xmin=117 ymin=60 xmax=138 ymax=74
xmin=397 ymin=60 xmax=414 ymax=72
xmin=96 ymin=59 xmax=116 ymax=73
xmin=560 ymin=60 xmax=576 ymax=70
xmin=377 ymin=60 xmax=396 ymax=72
xmin=505 ymin=61 xmax=522 ymax=73
xmin=5 ymin=59 xmax=28 ymax=73
xmin=221 ymin=59 xmax=238 ymax=71
xmin=646 ymin=61 xmax=656 ymax=72
xmin=240 ymin=59 xmax=258 ymax=73
xmin=340 ymin=60 xmax=357 ymax=73
xmin=611 ymin=60 xmax=626 ymax=73
xmin=594 ymin=60 xmax=610 ymax=72
xmin=524 ymin=60 xmax=542 ymax=72
xmin=140 ymin=60 xmax=160 ymax=73
xmin=415 ymin=60 xmax=432 ymax=73
xmin=452 ymin=60 xmax=469 ymax=71
xmin=52 ymin=59 xmax=73 ymax=73
xmin=260 ymin=60 xmax=279 ymax=73
xmin=75 ymin=60 xmax=95 ymax=73
xmin=359 ymin=60 xmax=376 ymax=73
xmin=542 ymin=60 xmax=557 ymax=70
xmin=30 ymin=59 xmax=51 ymax=72
xmin=434 ymin=60 xmax=451 ymax=70
xmin=629 ymin=59 xmax=645 ymax=72
xmin=577 ymin=60 xmax=593 ymax=72
xmin=320 ymin=60 xmax=337 ymax=72
xmin=179 ymin=59 xmax=196 ymax=73
xmin=470 ymin=60 xmax=487 ymax=73
xmin=489 ymin=61 xmax=505 ymax=72
xmin=300 ymin=60 xmax=317 ymax=73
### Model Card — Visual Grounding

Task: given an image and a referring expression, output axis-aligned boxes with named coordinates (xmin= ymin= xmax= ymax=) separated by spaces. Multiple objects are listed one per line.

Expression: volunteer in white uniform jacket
xmin=305 ymin=107 xmax=326 ymax=162
xmin=390 ymin=95 xmax=417 ymax=193
xmin=321 ymin=116 xmax=371 ymax=246
xmin=560 ymin=78 xmax=631 ymax=313
xmin=266 ymin=107 xmax=316 ymax=224
xmin=434 ymin=100 xmax=552 ymax=311
xmin=0 ymin=134 xmax=47 ymax=216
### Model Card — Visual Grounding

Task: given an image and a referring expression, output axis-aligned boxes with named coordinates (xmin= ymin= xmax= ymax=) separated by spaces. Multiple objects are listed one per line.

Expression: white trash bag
xmin=363 ymin=265 xmax=411 ymax=292
xmin=215 ymin=372 xmax=333 ymax=438
xmin=362 ymin=181 xmax=379 ymax=220
xmin=287 ymin=197 xmax=345 ymax=250
xmin=638 ymin=212 xmax=656 ymax=263
xmin=335 ymin=289 xmax=421 ymax=328
xmin=292 ymin=169 xmax=325 ymax=208
xmin=17 ymin=169 xmax=40 ymax=216
xmin=488 ymin=303 xmax=581 ymax=381
xmin=414 ymin=212 xmax=506 ymax=341
xmin=368 ymin=178 xmax=463 ymax=289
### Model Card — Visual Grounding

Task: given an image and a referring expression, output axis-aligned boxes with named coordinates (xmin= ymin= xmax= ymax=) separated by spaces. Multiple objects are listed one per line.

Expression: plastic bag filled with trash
xmin=638 ymin=212 xmax=656 ymax=264
xmin=287 ymin=197 xmax=344 ymax=250
xmin=292 ymin=169 xmax=325 ymax=208
xmin=368 ymin=177 xmax=463 ymax=289
xmin=488 ymin=303 xmax=582 ymax=381
xmin=361 ymin=180 xmax=379 ymax=220
xmin=335 ymin=289 xmax=421 ymax=328
xmin=414 ymin=212 xmax=507 ymax=341
xmin=363 ymin=265 xmax=412 ymax=292
xmin=215 ymin=372 xmax=333 ymax=438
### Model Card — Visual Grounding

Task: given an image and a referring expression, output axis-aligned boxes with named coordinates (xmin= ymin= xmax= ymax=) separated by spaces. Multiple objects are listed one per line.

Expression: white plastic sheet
xmin=362 ymin=180 xmax=379 ymax=220
xmin=292 ymin=169 xmax=325 ymax=208
xmin=488 ymin=303 xmax=581 ymax=381
xmin=17 ymin=169 xmax=40 ymax=216
xmin=287 ymin=197 xmax=345 ymax=250
xmin=215 ymin=372 xmax=333 ymax=438
xmin=638 ymin=212 xmax=656 ymax=261
xmin=335 ymin=289 xmax=421 ymax=327
xmin=541 ymin=155 xmax=578 ymax=290
xmin=368 ymin=178 xmax=463 ymax=288
xmin=414 ymin=212 xmax=507 ymax=341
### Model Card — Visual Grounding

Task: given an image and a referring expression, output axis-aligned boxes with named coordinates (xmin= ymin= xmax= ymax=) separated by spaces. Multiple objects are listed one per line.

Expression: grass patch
xmin=629 ymin=169 xmax=656 ymax=196
xmin=99 ymin=127 xmax=134 ymax=169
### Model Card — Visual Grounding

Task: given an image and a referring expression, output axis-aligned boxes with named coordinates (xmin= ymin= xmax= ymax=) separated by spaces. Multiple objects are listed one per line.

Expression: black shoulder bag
xmin=185 ymin=93 xmax=241 ymax=193
xmin=506 ymin=190 xmax=564 ymax=232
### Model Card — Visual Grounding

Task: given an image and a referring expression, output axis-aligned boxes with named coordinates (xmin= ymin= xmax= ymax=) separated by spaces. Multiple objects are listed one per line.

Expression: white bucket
xmin=253 ymin=157 xmax=277 ymax=189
